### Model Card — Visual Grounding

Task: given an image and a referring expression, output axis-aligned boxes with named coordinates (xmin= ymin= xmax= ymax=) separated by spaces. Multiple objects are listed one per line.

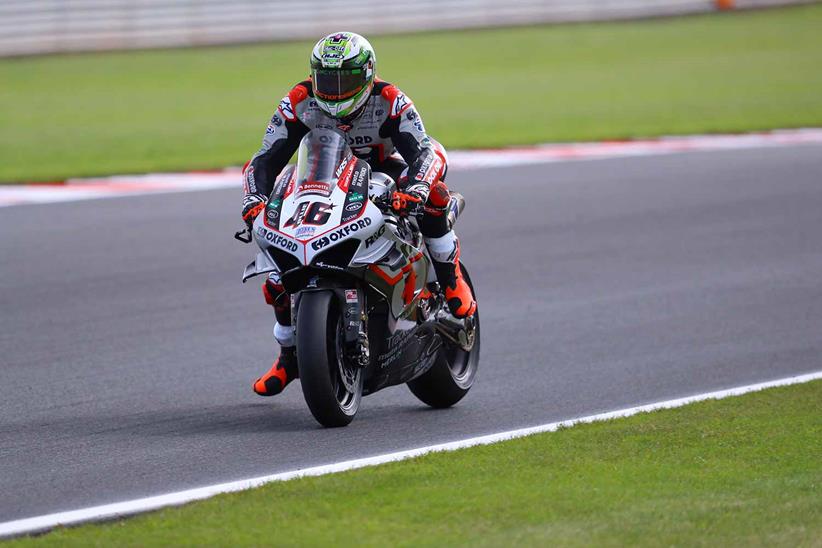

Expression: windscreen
xmin=295 ymin=129 xmax=351 ymax=196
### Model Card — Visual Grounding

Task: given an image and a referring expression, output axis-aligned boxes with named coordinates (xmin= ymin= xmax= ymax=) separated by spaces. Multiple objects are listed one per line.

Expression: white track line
xmin=2 ymin=128 xmax=822 ymax=207
xmin=1 ymin=370 xmax=820 ymax=540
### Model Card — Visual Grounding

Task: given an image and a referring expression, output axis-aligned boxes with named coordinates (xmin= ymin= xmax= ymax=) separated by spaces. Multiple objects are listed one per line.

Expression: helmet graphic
xmin=310 ymin=32 xmax=376 ymax=120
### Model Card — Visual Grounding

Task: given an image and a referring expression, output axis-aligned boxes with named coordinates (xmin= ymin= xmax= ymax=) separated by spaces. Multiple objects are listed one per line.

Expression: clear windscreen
xmin=295 ymin=129 xmax=351 ymax=195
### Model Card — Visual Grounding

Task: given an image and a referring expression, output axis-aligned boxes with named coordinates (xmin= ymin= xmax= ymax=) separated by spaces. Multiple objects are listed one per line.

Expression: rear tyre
xmin=296 ymin=290 xmax=363 ymax=427
xmin=408 ymin=263 xmax=480 ymax=408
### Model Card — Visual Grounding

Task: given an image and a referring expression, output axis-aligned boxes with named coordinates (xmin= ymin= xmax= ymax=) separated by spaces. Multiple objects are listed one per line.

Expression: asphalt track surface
xmin=1 ymin=144 xmax=821 ymax=522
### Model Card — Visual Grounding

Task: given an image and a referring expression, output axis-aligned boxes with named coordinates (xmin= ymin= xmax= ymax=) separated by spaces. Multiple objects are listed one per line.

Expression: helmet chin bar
xmin=340 ymin=102 xmax=368 ymax=123
xmin=317 ymin=84 xmax=372 ymax=120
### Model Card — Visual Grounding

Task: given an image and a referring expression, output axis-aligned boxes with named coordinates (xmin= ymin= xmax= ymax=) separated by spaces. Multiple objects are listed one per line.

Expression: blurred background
xmin=1 ymin=0 xmax=820 ymax=183
xmin=0 ymin=0 xmax=813 ymax=56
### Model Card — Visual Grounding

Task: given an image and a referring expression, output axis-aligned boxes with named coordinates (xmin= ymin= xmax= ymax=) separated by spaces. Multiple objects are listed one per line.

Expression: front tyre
xmin=408 ymin=263 xmax=480 ymax=408
xmin=296 ymin=290 xmax=363 ymax=427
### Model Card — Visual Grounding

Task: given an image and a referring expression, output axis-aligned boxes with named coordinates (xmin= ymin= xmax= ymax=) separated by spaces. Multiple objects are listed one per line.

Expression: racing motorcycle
xmin=236 ymin=128 xmax=480 ymax=427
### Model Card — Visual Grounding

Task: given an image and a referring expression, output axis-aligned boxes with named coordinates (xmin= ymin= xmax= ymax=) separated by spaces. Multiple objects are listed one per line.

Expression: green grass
xmin=1 ymin=5 xmax=822 ymax=182
xmin=8 ymin=380 xmax=821 ymax=547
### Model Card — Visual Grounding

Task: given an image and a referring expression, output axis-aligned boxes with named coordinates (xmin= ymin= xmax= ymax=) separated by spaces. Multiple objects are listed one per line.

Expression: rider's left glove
xmin=391 ymin=190 xmax=424 ymax=217
xmin=242 ymin=193 xmax=266 ymax=229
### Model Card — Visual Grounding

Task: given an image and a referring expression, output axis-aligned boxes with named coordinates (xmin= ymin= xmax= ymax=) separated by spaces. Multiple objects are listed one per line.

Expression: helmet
xmin=310 ymin=32 xmax=376 ymax=120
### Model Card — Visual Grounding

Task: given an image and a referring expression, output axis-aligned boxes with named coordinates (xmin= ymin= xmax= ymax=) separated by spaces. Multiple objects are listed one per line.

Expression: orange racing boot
xmin=430 ymin=242 xmax=476 ymax=318
xmin=253 ymin=347 xmax=298 ymax=396
xmin=253 ymin=277 xmax=298 ymax=396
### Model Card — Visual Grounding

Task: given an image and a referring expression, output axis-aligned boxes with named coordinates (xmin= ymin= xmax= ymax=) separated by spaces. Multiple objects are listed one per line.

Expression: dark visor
xmin=313 ymin=68 xmax=366 ymax=102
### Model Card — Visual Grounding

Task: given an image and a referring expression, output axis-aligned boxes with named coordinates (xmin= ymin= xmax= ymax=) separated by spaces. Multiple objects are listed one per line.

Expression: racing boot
xmin=426 ymin=232 xmax=476 ymax=318
xmin=252 ymin=276 xmax=299 ymax=396
xmin=252 ymin=346 xmax=298 ymax=396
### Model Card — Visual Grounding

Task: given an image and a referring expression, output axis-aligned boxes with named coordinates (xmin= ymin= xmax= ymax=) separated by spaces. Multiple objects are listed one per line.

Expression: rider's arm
xmin=379 ymin=85 xmax=447 ymax=200
xmin=243 ymin=83 xmax=311 ymax=200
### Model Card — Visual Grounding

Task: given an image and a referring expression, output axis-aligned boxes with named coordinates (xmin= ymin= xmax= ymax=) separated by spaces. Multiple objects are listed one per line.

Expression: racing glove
xmin=391 ymin=190 xmax=424 ymax=217
xmin=242 ymin=193 xmax=266 ymax=229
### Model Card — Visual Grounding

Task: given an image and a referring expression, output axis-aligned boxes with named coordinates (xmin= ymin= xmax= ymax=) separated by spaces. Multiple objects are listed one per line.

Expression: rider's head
xmin=310 ymin=32 xmax=376 ymax=122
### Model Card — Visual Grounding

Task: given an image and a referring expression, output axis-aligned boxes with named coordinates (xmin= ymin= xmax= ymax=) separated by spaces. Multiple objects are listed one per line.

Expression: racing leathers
xmin=244 ymin=78 xmax=475 ymax=397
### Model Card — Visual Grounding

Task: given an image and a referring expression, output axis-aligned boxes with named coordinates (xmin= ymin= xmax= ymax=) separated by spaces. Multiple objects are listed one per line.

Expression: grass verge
xmin=7 ymin=379 xmax=821 ymax=546
xmin=1 ymin=5 xmax=822 ymax=182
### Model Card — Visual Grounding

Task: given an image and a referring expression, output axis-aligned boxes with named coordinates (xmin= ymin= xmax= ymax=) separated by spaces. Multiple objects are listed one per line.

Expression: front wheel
xmin=407 ymin=263 xmax=480 ymax=408
xmin=296 ymin=290 xmax=363 ymax=427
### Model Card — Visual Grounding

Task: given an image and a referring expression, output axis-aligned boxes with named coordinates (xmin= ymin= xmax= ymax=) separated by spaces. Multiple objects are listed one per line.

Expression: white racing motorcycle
xmin=237 ymin=128 xmax=479 ymax=427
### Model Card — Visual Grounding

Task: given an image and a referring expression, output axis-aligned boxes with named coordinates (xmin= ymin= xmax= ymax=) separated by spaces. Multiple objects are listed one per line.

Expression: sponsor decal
xmin=344 ymin=203 xmax=361 ymax=213
xmin=297 ymin=181 xmax=332 ymax=195
xmin=315 ymin=261 xmax=344 ymax=271
xmin=378 ymin=328 xmax=415 ymax=367
xmin=364 ymin=224 xmax=386 ymax=248
xmin=337 ymin=123 xmax=353 ymax=132
xmin=335 ymin=156 xmax=351 ymax=178
xmin=243 ymin=166 xmax=257 ymax=194
xmin=271 ymin=114 xmax=283 ymax=127
xmin=345 ymin=289 xmax=358 ymax=303
xmin=375 ymin=109 xmax=384 ymax=117
xmin=310 ymin=217 xmax=372 ymax=251
xmin=256 ymin=226 xmax=299 ymax=252
xmin=278 ymin=96 xmax=296 ymax=121
xmin=416 ymin=153 xmax=433 ymax=179
xmin=265 ymin=208 xmax=279 ymax=225
xmin=415 ymin=152 xmax=442 ymax=184
xmin=348 ymin=192 xmax=364 ymax=202
xmin=391 ymin=93 xmax=410 ymax=117
xmin=351 ymin=167 xmax=367 ymax=189
xmin=348 ymin=135 xmax=373 ymax=146
xmin=284 ymin=174 xmax=295 ymax=197
xmin=295 ymin=226 xmax=316 ymax=238
xmin=407 ymin=109 xmax=425 ymax=132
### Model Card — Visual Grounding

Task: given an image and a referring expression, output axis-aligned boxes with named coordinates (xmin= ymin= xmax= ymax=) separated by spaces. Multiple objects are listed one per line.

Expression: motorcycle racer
xmin=243 ymin=31 xmax=476 ymax=397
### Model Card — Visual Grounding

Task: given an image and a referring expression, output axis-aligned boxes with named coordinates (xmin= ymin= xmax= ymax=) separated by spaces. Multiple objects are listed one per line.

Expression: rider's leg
xmin=371 ymin=152 xmax=475 ymax=318
xmin=419 ymin=180 xmax=476 ymax=318
xmin=252 ymin=274 xmax=299 ymax=396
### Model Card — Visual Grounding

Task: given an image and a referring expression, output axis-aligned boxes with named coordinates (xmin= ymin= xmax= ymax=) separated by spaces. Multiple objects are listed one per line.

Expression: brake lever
xmin=234 ymin=227 xmax=252 ymax=244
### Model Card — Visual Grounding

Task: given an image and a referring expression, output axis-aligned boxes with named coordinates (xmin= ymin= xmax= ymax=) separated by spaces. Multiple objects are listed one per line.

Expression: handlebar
xmin=372 ymin=194 xmax=424 ymax=217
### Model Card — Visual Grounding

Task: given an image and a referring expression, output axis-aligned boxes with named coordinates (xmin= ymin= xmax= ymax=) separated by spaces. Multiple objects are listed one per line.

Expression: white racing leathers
xmin=243 ymin=78 xmax=447 ymax=200
xmin=243 ymin=78 xmax=459 ymax=348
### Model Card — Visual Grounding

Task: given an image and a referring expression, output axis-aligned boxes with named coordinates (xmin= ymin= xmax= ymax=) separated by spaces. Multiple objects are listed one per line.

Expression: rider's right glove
xmin=391 ymin=191 xmax=423 ymax=217
xmin=242 ymin=193 xmax=266 ymax=229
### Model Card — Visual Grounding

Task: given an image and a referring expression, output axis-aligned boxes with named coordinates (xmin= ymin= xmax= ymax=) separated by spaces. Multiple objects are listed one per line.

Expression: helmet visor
xmin=312 ymin=68 xmax=366 ymax=102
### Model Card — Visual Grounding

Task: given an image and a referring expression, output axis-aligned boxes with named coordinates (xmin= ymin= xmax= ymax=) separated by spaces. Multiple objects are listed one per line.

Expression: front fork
xmin=293 ymin=285 xmax=369 ymax=368
xmin=341 ymin=289 xmax=369 ymax=368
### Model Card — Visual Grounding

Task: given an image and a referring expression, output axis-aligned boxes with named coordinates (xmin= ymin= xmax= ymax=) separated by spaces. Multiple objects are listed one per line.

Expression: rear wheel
xmin=408 ymin=264 xmax=480 ymax=408
xmin=296 ymin=291 xmax=363 ymax=427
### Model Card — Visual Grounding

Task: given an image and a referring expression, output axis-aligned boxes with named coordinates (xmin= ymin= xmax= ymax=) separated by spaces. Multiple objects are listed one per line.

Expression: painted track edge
xmin=2 ymin=369 xmax=820 ymax=539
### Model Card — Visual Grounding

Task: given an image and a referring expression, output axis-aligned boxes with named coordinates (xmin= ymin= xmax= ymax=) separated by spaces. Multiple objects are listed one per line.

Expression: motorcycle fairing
xmin=362 ymin=238 xmax=429 ymax=320
xmin=361 ymin=311 xmax=442 ymax=395
xmin=252 ymin=156 xmax=381 ymax=272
